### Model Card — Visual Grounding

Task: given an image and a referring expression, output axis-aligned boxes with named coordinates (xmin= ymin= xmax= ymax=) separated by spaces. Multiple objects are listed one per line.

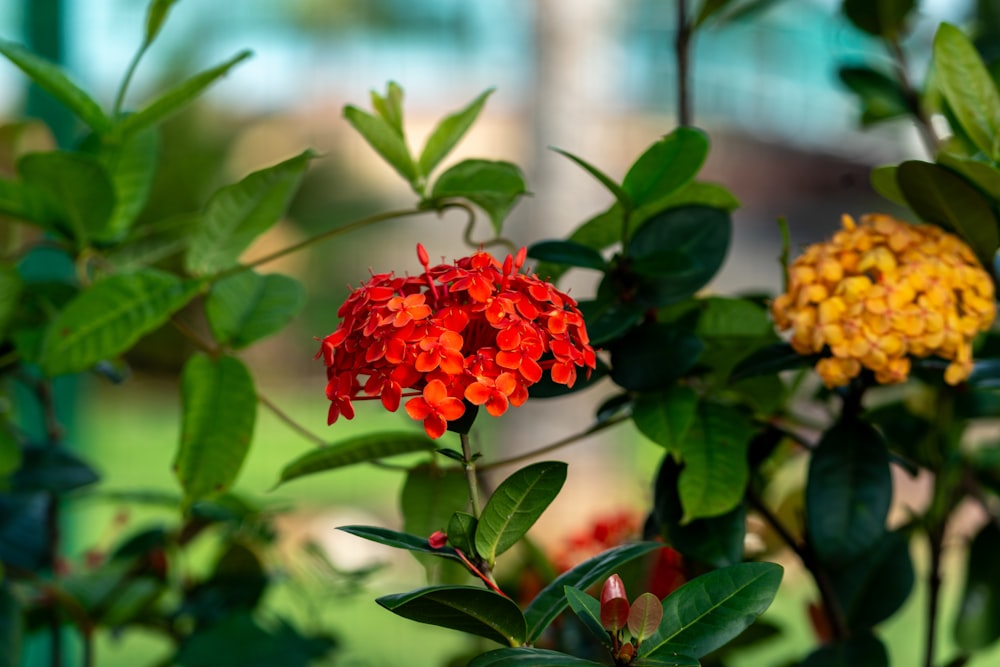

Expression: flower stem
xmin=460 ymin=432 xmax=482 ymax=518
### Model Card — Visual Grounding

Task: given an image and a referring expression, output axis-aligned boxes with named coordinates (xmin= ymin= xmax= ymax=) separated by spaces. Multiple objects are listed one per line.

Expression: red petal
xmin=437 ymin=397 xmax=466 ymax=421
xmin=423 ymin=379 xmax=449 ymax=406
xmin=405 ymin=397 xmax=432 ymax=420
xmin=464 ymin=382 xmax=492 ymax=405
xmin=485 ymin=392 xmax=509 ymax=417
xmin=423 ymin=414 xmax=447 ymax=439
xmin=520 ymin=357 xmax=543 ymax=383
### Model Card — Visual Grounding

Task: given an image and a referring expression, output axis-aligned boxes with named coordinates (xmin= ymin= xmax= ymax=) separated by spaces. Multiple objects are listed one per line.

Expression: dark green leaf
xmin=799 ymin=632 xmax=888 ymax=667
xmin=0 ymin=177 xmax=60 ymax=228
xmin=934 ymin=23 xmax=1000 ymax=161
xmin=842 ymin=0 xmax=915 ymax=39
xmin=469 ymin=648 xmax=606 ymax=667
xmin=174 ymin=353 xmax=256 ymax=504
xmin=829 ymin=530 xmax=913 ymax=631
xmin=552 ymin=146 xmax=631 ymax=211
xmin=634 ymin=387 xmax=699 ymax=456
xmin=447 ymin=511 xmax=478 ymax=556
xmin=145 ymin=0 xmax=181 ymax=45
xmin=18 ymin=151 xmax=115 ymax=243
xmin=205 ymin=271 xmax=305 ymax=348
xmin=643 ymin=562 xmax=783 ymax=659
xmin=527 ymin=240 xmax=606 ymax=271
xmin=632 ymin=655 xmax=700 ymax=667
xmin=93 ymin=126 xmax=160 ymax=241
xmin=896 ymin=160 xmax=1000 ymax=267
xmin=524 ymin=542 xmax=663 ymax=642
xmin=185 ymin=150 xmax=313 ymax=275
xmin=609 ymin=321 xmax=703 ymax=391
xmin=622 ymin=129 xmax=709 ymax=209
xmin=343 ymin=104 xmax=418 ymax=185
xmin=475 ymin=461 xmax=567 ymax=565
xmin=653 ymin=454 xmax=747 ymax=568
xmin=937 ymin=152 xmax=1000 ymax=201
xmin=277 ymin=432 xmax=436 ymax=486
xmin=870 ymin=165 xmax=907 ymax=207
xmin=527 ymin=356 xmax=608 ymax=399
xmin=12 ymin=445 xmax=99 ymax=494
xmin=175 ymin=612 xmax=336 ymax=667
xmin=429 ymin=159 xmax=527 ymax=236
xmin=337 ymin=525 xmax=461 ymax=560
xmin=0 ymin=583 xmax=22 ymax=667
xmin=419 ymin=88 xmax=494 ymax=176
xmin=0 ymin=494 xmax=49 ymax=570
xmin=0 ymin=265 xmax=21 ymax=339
xmin=0 ymin=428 xmax=20 ymax=478
xmin=695 ymin=296 xmax=779 ymax=382
xmin=633 ymin=180 xmax=740 ymax=226
xmin=0 ymin=40 xmax=109 ymax=133
xmin=839 ymin=65 xmax=910 ymax=126
xmin=629 ymin=593 xmax=664 ymax=644
xmin=729 ymin=342 xmax=819 ymax=383
xmin=694 ymin=0 xmax=737 ymax=29
xmin=39 ymin=269 xmax=201 ymax=376
xmin=955 ymin=520 xmax=1000 ymax=649
xmin=118 ymin=51 xmax=253 ymax=138
xmin=564 ymin=586 xmax=612 ymax=648
xmin=576 ymin=294 xmax=644 ymax=346
xmin=377 ymin=585 xmax=527 ymax=646
xmin=806 ymin=418 xmax=891 ymax=567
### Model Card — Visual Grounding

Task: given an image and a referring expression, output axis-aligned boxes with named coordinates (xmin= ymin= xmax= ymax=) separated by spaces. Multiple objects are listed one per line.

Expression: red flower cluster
xmin=317 ymin=245 xmax=596 ymax=438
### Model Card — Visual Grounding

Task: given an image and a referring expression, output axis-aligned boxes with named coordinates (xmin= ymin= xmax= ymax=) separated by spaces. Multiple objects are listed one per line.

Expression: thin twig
xmin=887 ymin=37 xmax=939 ymax=157
xmin=675 ymin=0 xmax=693 ymax=127
xmin=257 ymin=393 xmax=326 ymax=447
xmin=478 ymin=414 xmax=630 ymax=471
xmin=460 ymin=432 xmax=482 ymax=518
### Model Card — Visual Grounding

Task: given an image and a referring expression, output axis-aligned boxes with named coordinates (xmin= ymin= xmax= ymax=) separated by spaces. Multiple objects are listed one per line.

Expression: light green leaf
xmin=0 ymin=40 xmax=109 ymax=133
xmin=376 ymin=585 xmax=527 ymax=647
xmin=524 ymin=542 xmax=662 ymax=642
xmin=277 ymin=432 xmax=436 ymax=487
xmin=17 ymin=151 xmax=115 ymax=243
xmin=106 ymin=214 xmax=196 ymax=270
xmin=370 ymin=81 xmax=405 ymax=135
xmin=419 ymin=88 xmax=494 ymax=177
xmin=344 ymin=104 xmax=418 ymax=185
xmin=633 ymin=386 xmax=699 ymax=457
xmin=870 ymin=165 xmax=906 ymax=207
xmin=205 ymin=271 xmax=305 ymax=348
xmin=174 ymin=353 xmax=256 ymax=504
xmin=92 ymin=127 xmax=160 ymax=241
xmin=634 ymin=180 xmax=740 ymax=223
xmin=145 ymin=0 xmax=181 ymax=46
xmin=0 ymin=178 xmax=59 ymax=228
xmin=622 ymin=128 xmax=709 ymax=209
xmin=185 ymin=150 xmax=313 ymax=275
xmin=469 ymin=648 xmax=607 ymax=667
xmin=39 ymin=269 xmax=201 ymax=376
xmin=644 ymin=562 xmax=783 ymax=659
xmin=934 ymin=23 xmax=1000 ymax=161
xmin=552 ymin=146 xmax=631 ymax=211
xmin=429 ymin=159 xmax=527 ymax=236
xmin=475 ymin=461 xmax=567 ymax=566
xmin=117 ymin=51 xmax=252 ymax=138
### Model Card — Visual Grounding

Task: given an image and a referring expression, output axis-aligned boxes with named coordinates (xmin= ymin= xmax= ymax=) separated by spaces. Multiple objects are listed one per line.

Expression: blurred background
xmin=0 ymin=0 xmax=982 ymax=665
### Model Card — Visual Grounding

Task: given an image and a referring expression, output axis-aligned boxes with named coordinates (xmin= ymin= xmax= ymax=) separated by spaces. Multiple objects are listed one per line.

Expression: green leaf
xmin=622 ymin=129 xmax=709 ymax=209
xmin=376 ymin=585 xmax=527 ymax=646
xmin=12 ymin=445 xmax=99 ymax=494
xmin=643 ymin=562 xmax=783 ymax=659
xmin=205 ymin=271 xmax=305 ymax=348
xmin=799 ymin=633 xmax=888 ymax=667
xmin=106 ymin=214 xmax=196 ymax=270
xmin=174 ymin=612 xmax=335 ymax=667
xmin=0 ymin=178 xmax=60 ymax=228
xmin=934 ymin=23 xmax=1000 ymax=161
xmin=552 ymin=146 xmax=631 ymax=211
xmin=694 ymin=0 xmax=737 ymax=29
xmin=277 ymin=432 xmax=435 ymax=487
xmin=629 ymin=593 xmax=664 ymax=644
xmin=337 ymin=525 xmax=461 ymax=560
xmin=633 ymin=386 xmax=699 ymax=456
xmin=0 ymin=583 xmax=23 ymax=667
xmin=39 ymin=269 xmax=201 ymax=376
xmin=469 ymin=648 xmax=606 ymax=667
xmin=937 ymin=152 xmax=1000 ymax=201
xmin=343 ymin=104 xmax=418 ymax=185
xmin=830 ymin=530 xmax=913 ymax=631
xmin=842 ymin=0 xmax=915 ymax=39
xmin=429 ymin=159 xmax=527 ymax=236
xmin=576 ymin=294 xmax=644 ymax=346
xmin=896 ymin=160 xmax=1000 ymax=267
xmin=674 ymin=402 xmax=754 ymax=522
xmin=869 ymin=165 xmax=907 ymax=207
xmin=0 ymin=40 xmax=109 ymax=133
xmin=955 ymin=519 xmax=1000 ymax=650
xmin=145 ymin=0 xmax=181 ymax=45
xmin=446 ymin=512 xmax=478 ymax=556
xmin=695 ymin=296 xmax=779 ymax=382
xmin=17 ymin=151 xmax=115 ymax=243
xmin=839 ymin=65 xmax=910 ymax=126
xmin=91 ymin=127 xmax=160 ymax=241
xmin=475 ymin=461 xmax=567 ymax=565
xmin=0 ymin=428 xmax=21 ymax=478
xmin=634 ymin=180 xmax=740 ymax=223
xmin=370 ymin=81 xmax=405 ymax=134
xmin=524 ymin=542 xmax=663 ymax=642
xmin=729 ymin=342 xmax=819 ymax=383
xmin=564 ymin=586 xmax=613 ymax=648
xmin=806 ymin=418 xmax=892 ymax=567
xmin=632 ymin=656 xmax=701 ymax=667
xmin=402 ymin=464 xmax=471 ymax=579
xmin=117 ymin=51 xmax=253 ymax=138
xmin=419 ymin=88 xmax=494 ymax=177
xmin=174 ymin=353 xmax=256 ymax=504
xmin=0 ymin=265 xmax=21 ymax=339
xmin=185 ymin=150 xmax=313 ymax=275
xmin=609 ymin=321 xmax=703 ymax=391
xmin=527 ymin=240 xmax=606 ymax=271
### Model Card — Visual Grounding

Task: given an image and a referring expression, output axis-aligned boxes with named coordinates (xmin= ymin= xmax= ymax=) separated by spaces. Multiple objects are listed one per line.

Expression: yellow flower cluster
xmin=771 ymin=213 xmax=996 ymax=387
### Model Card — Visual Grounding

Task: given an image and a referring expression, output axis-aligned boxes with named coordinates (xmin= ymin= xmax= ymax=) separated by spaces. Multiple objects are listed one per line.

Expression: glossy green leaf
xmin=955 ymin=520 xmax=1000 ymax=649
xmin=419 ymin=88 xmax=494 ymax=176
xmin=869 ymin=165 xmax=907 ymax=207
xmin=145 ymin=0 xmax=181 ymax=45
xmin=469 ymin=648 xmax=606 ymax=667
xmin=446 ymin=511 xmax=478 ymax=556
xmin=39 ymin=269 xmax=201 ymax=376
xmin=475 ymin=461 xmax=567 ymax=565
xmin=402 ymin=464 xmax=471 ymax=579
xmin=934 ymin=23 xmax=1000 ymax=161
xmin=205 ymin=271 xmax=305 ymax=348
xmin=622 ymin=129 xmax=709 ymax=209
xmin=806 ymin=418 xmax=891 ymax=567
xmin=609 ymin=321 xmax=703 ymax=391
xmin=174 ymin=353 xmax=256 ymax=503
xmin=186 ymin=150 xmax=313 ymax=275
xmin=896 ymin=160 xmax=999 ymax=266
xmin=0 ymin=40 xmax=109 ymax=133
xmin=937 ymin=152 xmax=1000 ymax=201
xmin=643 ymin=562 xmax=783 ymax=659
xmin=18 ymin=151 xmax=115 ymax=243
xmin=842 ymin=0 xmax=915 ymax=39
xmin=117 ymin=51 xmax=253 ymax=137
xmin=634 ymin=180 xmax=740 ymax=223
xmin=11 ymin=445 xmax=99 ymax=493
xmin=830 ymin=530 xmax=913 ymax=631
xmin=429 ymin=159 xmax=527 ymax=236
xmin=527 ymin=240 xmax=606 ymax=271
xmin=524 ymin=542 xmax=662 ymax=642
xmin=370 ymin=81 xmax=405 ymax=134
xmin=629 ymin=593 xmax=664 ymax=644
xmin=576 ymin=294 xmax=644 ymax=346
xmin=634 ymin=386 xmax=699 ymax=456
xmin=552 ymin=146 xmax=631 ymax=210
xmin=653 ymin=454 xmax=747 ymax=568
xmin=695 ymin=296 xmax=779 ymax=381
xmin=0 ymin=178 xmax=59 ymax=228
xmin=338 ymin=525 xmax=461 ymax=560
xmin=343 ymin=104 xmax=418 ymax=185
xmin=278 ymin=432 xmax=434 ymax=486
xmin=799 ymin=633 xmax=888 ymax=667
xmin=92 ymin=127 xmax=160 ymax=241
xmin=0 ymin=583 xmax=22 ymax=667
xmin=632 ymin=655 xmax=701 ymax=667
xmin=729 ymin=342 xmax=819 ymax=383
xmin=839 ymin=65 xmax=910 ymax=126
xmin=564 ymin=586 xmax=612 ymax=648
xmin=377 ymin=585 xmax=527 ymax=646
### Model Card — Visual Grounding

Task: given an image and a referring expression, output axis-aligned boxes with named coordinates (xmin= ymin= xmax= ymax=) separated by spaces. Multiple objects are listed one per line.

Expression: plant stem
xmin=113 ymin=42 xmax=149 ymax=116
xmin=887 ymin=37 xmax=939 ymax=157
xmin=924 ymin=524 xmax=944 ymax=667
xmin=460 ymin=432 xmax=482 ymax=518
xmin=675 ymin=0 xmax=693 ymax=127
xmin=478 ymin=414 xmax=630 ymax=471
xmin=257 ymin=393 xmax=326 ymax=446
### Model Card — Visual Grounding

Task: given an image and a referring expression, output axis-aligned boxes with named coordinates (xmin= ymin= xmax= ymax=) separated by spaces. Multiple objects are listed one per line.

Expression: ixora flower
xmin=317 ymin=245 xmax=596 ymax=438
xmin=771 ymin=213 xmax=996 ymax=388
